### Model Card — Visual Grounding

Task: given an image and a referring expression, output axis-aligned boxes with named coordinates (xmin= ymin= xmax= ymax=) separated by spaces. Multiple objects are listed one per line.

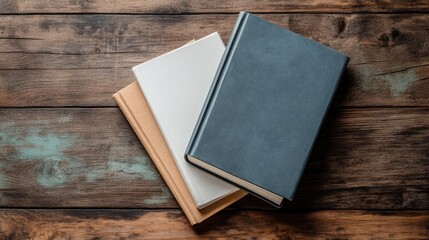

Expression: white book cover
xmin=133 ymin=33 xmax=239 ymax=209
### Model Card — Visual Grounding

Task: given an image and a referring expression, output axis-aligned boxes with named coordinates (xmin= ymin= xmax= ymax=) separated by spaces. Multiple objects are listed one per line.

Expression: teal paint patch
xmin=0 ymin=173 xmax=7 ymax=188
xmin=18 ymin=132 xmax=73 ymax=160
xmin=36 ymin=156 xmax=68 ymax=187
xmin=58 ymin=115 xmax=72 ymax=123
xmin=358 ymin=65 xmax=374 ymax=91
xmin=84 ymin=166 xmax=106 ymax=183
xmin=382 ymin=69 xmax=417 ymax=98
xmin=143 ymin=186 xmax=172 ymax=205
xmin=0 ymin=161 xmax=7 ymax=189
xmin=359 ymin=65 xmax=418 ymax=98
xmin=1 ymin=120 xmax=158 ymax=189
xmin=84 ymin=156 xmax=159 ymax=183
xmin=0 ymin=126 xmax=77 ymax=187
xmin=0 ymin=133 xmax=10 ymax=189
xmin=26 ymin=115 xmax=72 ymax=126
xmin=107 ymin=156 xmax=158 ymax=181
xmin=35 ymin=154 xmax=83 ymax=187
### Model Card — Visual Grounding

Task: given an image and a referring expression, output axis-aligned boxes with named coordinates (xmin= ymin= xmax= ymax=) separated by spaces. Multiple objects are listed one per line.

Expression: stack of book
xmin=113 ymin=12 xmax=349 ymax=225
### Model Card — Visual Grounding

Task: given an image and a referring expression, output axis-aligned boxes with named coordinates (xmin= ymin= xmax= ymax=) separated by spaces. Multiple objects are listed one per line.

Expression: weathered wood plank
xmin=0 ymin=108 xmax=175 ymax=208
xmin=0 ymin=108 xmax=427 ymax=209
xmin=1 ymin=0 xmax=428 ymax=14
xmin=0 ymin=210 xmax=428 ymax=239
xmin=0 ymin=14 xmax=428 ymax=107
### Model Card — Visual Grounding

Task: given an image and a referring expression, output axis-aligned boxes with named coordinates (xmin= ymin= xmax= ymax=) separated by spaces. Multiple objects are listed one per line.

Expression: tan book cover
xmin=113 ymin=82 xmax=246 ymax=225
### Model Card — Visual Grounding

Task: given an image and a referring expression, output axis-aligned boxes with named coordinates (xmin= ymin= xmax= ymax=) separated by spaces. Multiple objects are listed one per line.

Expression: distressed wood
xmin=0 ymin=14 xmax=428 ymax=107
xmin=0 ymin=108 xmax=427 ymax=209
xmin=0 ymin=209 xmax=427 ymax=239
xmin=1 ymin=0 xmax=428 ymax=238
xmin=0 ymin=108 xmax=174 ymax=208
xmin=0 ymin=0 xmax=428 ymax=14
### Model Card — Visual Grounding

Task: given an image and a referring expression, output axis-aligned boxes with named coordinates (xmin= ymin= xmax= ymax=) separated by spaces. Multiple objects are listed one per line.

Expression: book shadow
xmin=192 ymin=208 xmax=334 ymax=235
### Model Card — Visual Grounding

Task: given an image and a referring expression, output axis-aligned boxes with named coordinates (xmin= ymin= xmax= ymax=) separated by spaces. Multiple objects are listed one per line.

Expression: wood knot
xmin=334 ymin=17 xmax=347 ymax=35
xmin=378 ymin=28 xmax=407 ymax=48
xmin=391 ymin=29 xmax=406 ymax=42
xmin=40 ymin=21 xmax=50 ymax=31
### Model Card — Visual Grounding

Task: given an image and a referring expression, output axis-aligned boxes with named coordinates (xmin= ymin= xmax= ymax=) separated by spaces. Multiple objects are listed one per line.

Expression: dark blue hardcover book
xmin=186 ymin=12 xmax=349 ymax=207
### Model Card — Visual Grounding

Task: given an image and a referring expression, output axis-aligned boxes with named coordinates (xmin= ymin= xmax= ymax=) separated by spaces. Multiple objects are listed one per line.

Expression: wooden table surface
xmin=1 ymin=1 xmax=428 ymax=239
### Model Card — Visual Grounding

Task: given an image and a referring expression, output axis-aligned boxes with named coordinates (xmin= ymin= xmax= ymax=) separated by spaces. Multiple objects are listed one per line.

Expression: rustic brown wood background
xmin=0 ymin=1 xmax=428 ymax=239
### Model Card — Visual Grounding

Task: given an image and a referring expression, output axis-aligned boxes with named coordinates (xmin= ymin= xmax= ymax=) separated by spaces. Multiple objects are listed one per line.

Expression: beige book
xmin=113 ymin=82 xmax=246 ymax=225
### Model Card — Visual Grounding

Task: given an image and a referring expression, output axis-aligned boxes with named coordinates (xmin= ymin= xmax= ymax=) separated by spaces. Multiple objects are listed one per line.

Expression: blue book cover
xmin=186 ymin=12 xmax=350 ymax=207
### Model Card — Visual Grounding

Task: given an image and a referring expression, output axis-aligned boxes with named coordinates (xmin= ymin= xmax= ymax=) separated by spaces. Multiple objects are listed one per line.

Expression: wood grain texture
xmin=0 ymin=108 xmax=427 ymax=209
xmin=0 ymin=14 xmax=428 ymax=107
xmin=1 ymin=0 xmax=428 ymax=238
xmin=0 ymin=209 xmax=428 ymax=239
xmin=0 ymin=0 xmax=428 ymax=14
xmin=0 ymin=108 xmax=173 ymax=208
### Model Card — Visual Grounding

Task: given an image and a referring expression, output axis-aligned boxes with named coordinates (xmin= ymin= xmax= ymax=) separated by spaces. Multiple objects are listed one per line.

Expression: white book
xmin=133 ymin=33 xmax=239 ymax=209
